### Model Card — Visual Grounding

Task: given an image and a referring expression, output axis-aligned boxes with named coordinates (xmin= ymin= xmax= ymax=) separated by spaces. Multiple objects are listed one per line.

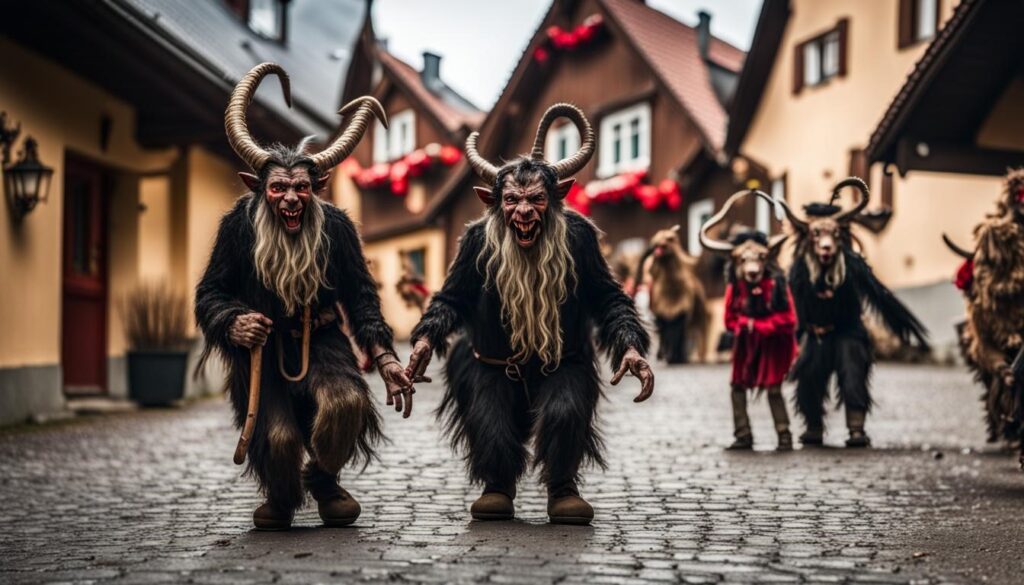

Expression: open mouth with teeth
xmin=818 ymin=252 xmax=835 ymax=265
xmin=511 ymin=220 xmax=540 ymax=247
xmin=279 ymin=207 xmax=304 ymax=232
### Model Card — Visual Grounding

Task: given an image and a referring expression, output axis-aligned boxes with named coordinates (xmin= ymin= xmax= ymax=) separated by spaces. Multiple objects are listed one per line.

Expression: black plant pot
xmin=127 ymin=350 xmax=188 ymax=406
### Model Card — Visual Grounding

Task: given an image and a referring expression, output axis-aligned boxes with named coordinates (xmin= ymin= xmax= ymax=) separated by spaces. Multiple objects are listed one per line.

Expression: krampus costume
xmin=950 ymin=168 xmax=1024 ymax=465
xmin=404 ymin=104 xmax=653 ymax=525
xmin=700 ymin=191 xmax=796 ymax=450
xmin=757 ymin=178 xmax=928 ymax=447
xmin=637 ymin=227 xmax=710 ymax=364
xmin=195 ymin=64 xmax=414 ymax=530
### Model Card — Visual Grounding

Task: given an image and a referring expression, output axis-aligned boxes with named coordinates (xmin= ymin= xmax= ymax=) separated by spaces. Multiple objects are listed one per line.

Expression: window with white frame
xmin=899 ymin=0 xmax=939 ymax=48
xmin=756 ymin=177 xmax=787 ymax=234
xmin=688 ymin=198 xmax=714 ymax=256
xmin=802 ymin=30 xmax=840 ymax=87
xmin=373 ymin=109 xmax=416 ymax=163
xmin=598 ymin=102 xmax=651 ymax=178
xmin=756 ymin=192 xmax=771 ymax=235
xmin=545 ymin=122 xmax=580 ymax=162
xmin=247 ymin=0 xmax=287 ymax=42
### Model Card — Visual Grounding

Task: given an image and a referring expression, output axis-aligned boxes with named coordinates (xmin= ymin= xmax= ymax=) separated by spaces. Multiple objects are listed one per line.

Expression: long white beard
xmin=479 ymin=210 xmax=575 ymax=368
xmin=251 ymin=196 xmax=330 ymax=315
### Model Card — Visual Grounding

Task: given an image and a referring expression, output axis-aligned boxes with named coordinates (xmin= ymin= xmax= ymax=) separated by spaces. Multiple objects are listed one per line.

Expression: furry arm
xmin=331 ymin=209 xmax=395 ymax=354
xmin=410 ymin=223 xmax=485 ymax=355
xmin=574 ymin=215 xmax=651 ymax=367
xmin=848 ymin=252 xmax=930 ymax=349
xmin=195 ymin=201 xmax=252 ymax=353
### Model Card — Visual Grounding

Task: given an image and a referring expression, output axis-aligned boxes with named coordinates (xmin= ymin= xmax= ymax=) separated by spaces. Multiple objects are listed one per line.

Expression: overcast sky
xmin=373 ymin=0 xmax=763 ymax=110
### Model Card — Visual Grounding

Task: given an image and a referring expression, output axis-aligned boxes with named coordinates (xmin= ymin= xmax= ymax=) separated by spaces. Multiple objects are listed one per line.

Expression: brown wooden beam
xmin=895 ymin=138 xmax=1024 ymax=177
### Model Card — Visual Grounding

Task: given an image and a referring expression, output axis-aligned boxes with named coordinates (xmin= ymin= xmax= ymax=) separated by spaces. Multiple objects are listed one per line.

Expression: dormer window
xmin=597 ymin=102 xmax=651 ymax=178
xmin=226 ymin=0 xmax=288 ymax=42
xmin=373 ymin=109 xmax=416 ymax=163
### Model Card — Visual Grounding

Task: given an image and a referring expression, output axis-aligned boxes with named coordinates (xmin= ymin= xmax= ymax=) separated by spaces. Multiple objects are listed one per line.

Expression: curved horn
xmin=465 ymin=131 xmax=499 ymax=185
xmin=699 ymin=189 xmax=758 ymax=253
xmin=531 ymin=103 xmax=595 ymax=178
xmin=225 ymin=62 xmax=291 ymax=171
xmin=309 ymin=96 xmax=387 ymax=172
xmin=753 ymin=189 xmax=809 ymax=232
xmin=942 ymin=233 xmax=974 ymax=259
xmin=832 ymin=176 xmax=870 ymax=223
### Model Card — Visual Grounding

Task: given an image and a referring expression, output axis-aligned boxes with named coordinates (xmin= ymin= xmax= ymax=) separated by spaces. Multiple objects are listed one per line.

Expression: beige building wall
xmin=738 ymin=0 xmax=1004 ymax=290
xmin=363 ymin=227 xmax=447 ymax=340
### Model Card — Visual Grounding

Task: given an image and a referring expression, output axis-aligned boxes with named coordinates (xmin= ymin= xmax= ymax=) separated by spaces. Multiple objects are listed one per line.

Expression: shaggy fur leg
xmin=438 ymin=338 xmax=531 ymax=491
xmin=248 ymin=378 xmax=304 ymax=513
xmin=532 ymin=361 xmax=605 ymax=489
xmin=792 ymin=338 xmax=833 ymax=443
xmin=835 ymin=333 xmax=874 ymax=413
xmin=656 ymin=315 xmax=688 ymax=364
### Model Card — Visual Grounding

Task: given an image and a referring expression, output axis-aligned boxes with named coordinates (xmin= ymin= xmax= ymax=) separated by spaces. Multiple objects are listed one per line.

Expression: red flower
xmin=390 ymin=178 xmax=408 ymax=196
xmin=553 ymin=31 xmax=577 ymax=49
xmin=390 ymin=160 xmax=410 ymax=183
xmin=533 ymin=46 xmax=550 ymax=63
xmin=405 ymin=150 xmax=430 ymax=176
xmin=954 ymin=259 xmax=974 ymax=292
xmin=439 ymin=145 xmax=461 ymax=166
xmin=546 ymin=25 xmax=563 ymax=40
xmin=637 ymin=185 xmax=660 ymax=211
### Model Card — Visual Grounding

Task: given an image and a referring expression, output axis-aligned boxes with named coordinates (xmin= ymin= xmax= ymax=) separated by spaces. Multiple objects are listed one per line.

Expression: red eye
xmin=270 ymin=183 xmax=286 ymax=194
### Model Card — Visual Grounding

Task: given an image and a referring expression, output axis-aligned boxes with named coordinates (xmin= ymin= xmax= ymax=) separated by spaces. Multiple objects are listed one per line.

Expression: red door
xmin=62 ymin=156 xmax=108 ymax=396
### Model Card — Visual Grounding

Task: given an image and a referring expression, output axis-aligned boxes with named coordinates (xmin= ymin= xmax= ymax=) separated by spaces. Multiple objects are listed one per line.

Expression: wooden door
xmin=62 ymin=156 xmax=108 ymax=396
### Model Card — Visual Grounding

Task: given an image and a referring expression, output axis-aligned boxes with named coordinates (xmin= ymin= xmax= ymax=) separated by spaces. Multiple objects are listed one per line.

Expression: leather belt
xmin=473 ymin=350 xmax=524 ymax=382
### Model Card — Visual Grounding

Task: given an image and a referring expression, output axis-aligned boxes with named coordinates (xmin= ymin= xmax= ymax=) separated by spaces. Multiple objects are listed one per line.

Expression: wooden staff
xmin=233 ymin=344 xmax=263 ymax=465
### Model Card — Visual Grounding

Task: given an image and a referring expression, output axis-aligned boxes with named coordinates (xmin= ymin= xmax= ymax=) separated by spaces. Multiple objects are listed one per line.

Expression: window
xmin=545 ymin=122 xmax=580 ymax=162
xmin=405 ymin=248 xmax=426 ymax=278
xmin=688 ymin=198 xmax=714 ymax=256
xmin=248 ymin=0 xmax=287 ymax=42
xmin=373 ymin=109 xmax=416 ymax=163
xmin=899 ymin=0 xmax=939 ymax=48
xmin=793 ymin=19 xmax=848 ymax=94
xmin=598 ymin=102 xmax=650 ymax=178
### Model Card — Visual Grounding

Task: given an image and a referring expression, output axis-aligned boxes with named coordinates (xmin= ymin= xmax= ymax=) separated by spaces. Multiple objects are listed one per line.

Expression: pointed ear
xmin=314 ymin=170 xmax=332 ymax=193
xmin=474 ymin=186 xmax=496 ymax=206
xmin=671 ymin=224 xmax=682 ymax=233
xmin=555 ymin=178 xmax=576 ymax=200
xmin=238 ymin=172 xmax=260 ymax=192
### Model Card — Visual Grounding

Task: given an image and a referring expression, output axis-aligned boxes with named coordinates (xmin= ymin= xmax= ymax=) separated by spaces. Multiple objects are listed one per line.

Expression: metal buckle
xmin=504 ymin=362 xmax=522 ymax=382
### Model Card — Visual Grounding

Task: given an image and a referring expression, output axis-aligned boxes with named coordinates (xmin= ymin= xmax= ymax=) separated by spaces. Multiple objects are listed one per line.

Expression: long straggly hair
xmin=250 ymin=157 xmax=330 ymax=316
xmin=478 ymin=159 xmax=575 ymax=368
xmin=804 ymin=249 xmax=846 ymax=290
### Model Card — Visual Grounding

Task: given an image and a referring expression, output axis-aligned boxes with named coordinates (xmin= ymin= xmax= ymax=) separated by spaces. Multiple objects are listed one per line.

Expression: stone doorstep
xmin=65 ymin=397 xmax=141 ymax=417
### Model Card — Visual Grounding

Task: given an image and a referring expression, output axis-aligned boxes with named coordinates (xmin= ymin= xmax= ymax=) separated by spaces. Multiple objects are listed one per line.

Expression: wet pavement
xmin=0 ymin=359 xmax=1021 ymax=584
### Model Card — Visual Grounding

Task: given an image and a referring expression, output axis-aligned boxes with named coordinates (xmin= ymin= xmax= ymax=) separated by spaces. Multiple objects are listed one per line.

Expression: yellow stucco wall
xmin=363 ymin=227 xmax=447 ymax=340
xmin=738 ymin=0 xmax=1008 ymax=288
xmin=0 ymin=39 xmax=178 ymax=368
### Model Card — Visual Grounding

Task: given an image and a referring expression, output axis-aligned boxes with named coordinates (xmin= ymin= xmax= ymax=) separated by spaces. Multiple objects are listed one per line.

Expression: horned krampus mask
xmin=700 ymin=190 xmax=787 ymax=284
xmin=755 ymin=177 xmax=869 ymax=269
xmin=226 ymin=62 xmax=386 ymax=234
xmin=465 ymin=103 xmax=594 ymax=249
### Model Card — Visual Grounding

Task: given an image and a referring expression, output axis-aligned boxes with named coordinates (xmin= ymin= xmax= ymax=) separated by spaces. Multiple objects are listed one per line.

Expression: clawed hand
xmin=377 ymin=355 xmax=416 ymax=418
xmin=611 ymin=346 xmax=654 ymax=403
xmin=404 ymin=339 xmax=434 ymax=387
xmin=230 ymin=312 xmax=273 ymax=348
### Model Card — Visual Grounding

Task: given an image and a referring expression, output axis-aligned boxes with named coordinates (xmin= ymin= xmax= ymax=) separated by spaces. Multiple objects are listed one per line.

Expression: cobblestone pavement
xmin=1 ymin=360 xmax=1022 ymax=584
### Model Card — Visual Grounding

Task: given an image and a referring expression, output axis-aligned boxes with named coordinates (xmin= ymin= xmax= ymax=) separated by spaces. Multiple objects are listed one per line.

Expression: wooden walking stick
xmin=233 ymin=344 xmax=263 ymax=465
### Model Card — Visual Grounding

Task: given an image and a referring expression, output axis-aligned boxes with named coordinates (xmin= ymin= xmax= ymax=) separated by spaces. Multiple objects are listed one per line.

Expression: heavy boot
xmin=547 ymin=481 xmax=594 ymax=526
xmin=470 ymin=483 xmax=515 ymax=521
xmin=767 ymin=387 xmax=793 ymax=451
xmin=726 ymin=387 xmax=753 ymax=450
xmin=253 ymin=501 xmax=294 ymax=531
xmin=304 ymin=463 xmax=361 ymax=527
xmin=799 ymin=426 xmax=824 ymax=446
xmin=845 ymin=409 xmax=872 ymax=448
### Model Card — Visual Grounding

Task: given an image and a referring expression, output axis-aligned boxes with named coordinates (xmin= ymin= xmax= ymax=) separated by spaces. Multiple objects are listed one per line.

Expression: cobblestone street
xmin=1 ymin=360 xmax=1022 ymax=584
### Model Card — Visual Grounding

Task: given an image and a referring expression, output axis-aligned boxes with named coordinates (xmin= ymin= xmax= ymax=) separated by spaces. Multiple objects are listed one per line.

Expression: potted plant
xmin=122 ymin=283 xmax=191 ymax=406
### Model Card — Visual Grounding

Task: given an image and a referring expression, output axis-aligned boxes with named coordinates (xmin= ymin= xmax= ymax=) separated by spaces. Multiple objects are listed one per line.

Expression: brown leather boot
xmin=800 ymin=426 xmax=824 ymax=446
xmin=845 ymin=410 xmax=872 ymax=448
xmin=547 ymin=482 xmax=594 ymax=526
xmin=727 ymin=387 xmax=753 ymax=450
xmin=470 ymin=485 xmax=515 ymax=521
xmin=253 ymin=501 xmax=294 ymax=531
xmin=766 ymin=387 xmax=792 ymax=451
xmin=304 ymin=463 xmax=361 ymax=527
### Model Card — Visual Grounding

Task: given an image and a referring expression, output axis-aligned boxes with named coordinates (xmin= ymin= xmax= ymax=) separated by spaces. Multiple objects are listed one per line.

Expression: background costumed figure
xmin=404 ymin=104 xmax=653 ymax=525
xmin=636 ymin=226 xmax=710 ymax=363
xmin=194 ymin=63 xmax=415 ymax=530
xmin=700 ymin=191 xmax=796 ymax=451
xmin=758 ymin=178 xmax=928 ymax=448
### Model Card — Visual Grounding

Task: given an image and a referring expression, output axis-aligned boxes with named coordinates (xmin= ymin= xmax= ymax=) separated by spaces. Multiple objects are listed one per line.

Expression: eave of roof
xmin=376 ymin=49 xmax=484 ymax=137
xmin=864 ymin=0 xmax=984 ymax=164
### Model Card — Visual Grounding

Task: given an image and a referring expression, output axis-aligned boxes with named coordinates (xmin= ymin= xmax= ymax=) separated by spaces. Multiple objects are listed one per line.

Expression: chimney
xmin=696 ymin=11 xmax=711 ymax=60
xmin=421 ymin=51 xmax=442 ymax=89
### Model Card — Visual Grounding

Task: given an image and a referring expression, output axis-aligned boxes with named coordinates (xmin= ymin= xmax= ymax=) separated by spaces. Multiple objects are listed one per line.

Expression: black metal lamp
xmin=4 ymin=137 xmax=53 ymax=219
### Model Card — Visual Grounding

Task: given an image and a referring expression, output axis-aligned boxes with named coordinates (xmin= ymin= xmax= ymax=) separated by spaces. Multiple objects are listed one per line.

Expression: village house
xmin=0 ymin=0 xmax=369 ymax=424
xmin=335 ymin=18 xmax=484 ymax=338
xmin=726 ymin=0 xmax=1023 ymax=357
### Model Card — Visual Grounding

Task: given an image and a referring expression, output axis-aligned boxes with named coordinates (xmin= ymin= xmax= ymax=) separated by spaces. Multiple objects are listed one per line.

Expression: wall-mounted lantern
xmin=4 ymin=136 xmax=54 ymax=219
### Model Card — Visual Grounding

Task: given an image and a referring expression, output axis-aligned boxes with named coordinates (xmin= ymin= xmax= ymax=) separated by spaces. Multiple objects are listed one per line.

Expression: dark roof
xmin=120 ymin=0 xmax=365 ymax=136
xmin=723 ymin=0 xmax=790 ymax=158
xmin=865 ymin=0 xmax=1024 ymax=166
xmin=376 ymin=50 xmax=484 ymax=135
